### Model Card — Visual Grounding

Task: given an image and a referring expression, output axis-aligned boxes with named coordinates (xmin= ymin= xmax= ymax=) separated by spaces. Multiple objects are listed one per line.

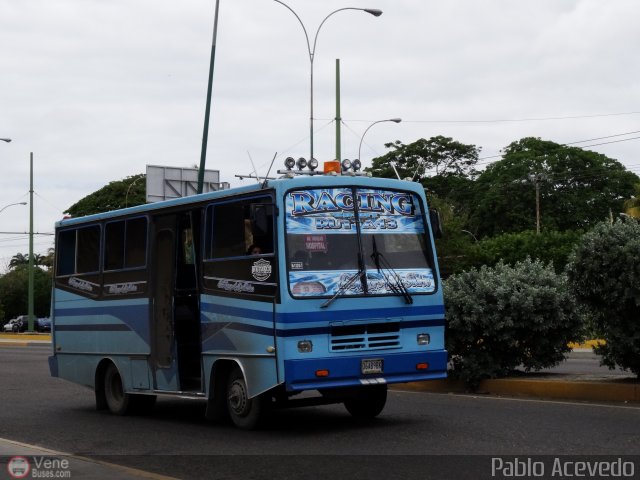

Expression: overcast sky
xmin=1 ymin=0 xmax=639 ymax=269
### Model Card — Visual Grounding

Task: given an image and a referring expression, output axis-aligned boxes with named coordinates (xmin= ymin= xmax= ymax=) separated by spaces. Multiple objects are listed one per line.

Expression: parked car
xmin=3 ymin=319 xmax=19 ymax=332
xmin=36 ymin=317 xmax=51 ymax=332
xmin=11 ymin=315 xmax=51 ymax=333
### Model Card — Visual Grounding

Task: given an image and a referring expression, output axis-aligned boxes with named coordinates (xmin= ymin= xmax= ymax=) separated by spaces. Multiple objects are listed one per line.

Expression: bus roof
xmin=56 ymin=175 xmax=424 ymax=228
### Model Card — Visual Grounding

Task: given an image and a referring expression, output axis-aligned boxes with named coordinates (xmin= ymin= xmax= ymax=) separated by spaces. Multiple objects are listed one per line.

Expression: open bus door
xmin=151 ymin=210 xmax=203 ymax=392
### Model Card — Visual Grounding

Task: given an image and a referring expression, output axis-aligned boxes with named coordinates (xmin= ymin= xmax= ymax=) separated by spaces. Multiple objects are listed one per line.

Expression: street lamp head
xmin=0 ymin=138 xmax=11 ymax=143
xmin=389 ymin=118 xmax=402 ymax=123
xmin=364 ymin=8 xmax=383 ymax=17
xmin=0 ymin=201 xmax=28 ymax=214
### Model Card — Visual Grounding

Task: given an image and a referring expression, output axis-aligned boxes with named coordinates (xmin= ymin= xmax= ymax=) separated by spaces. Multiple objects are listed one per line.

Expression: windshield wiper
xmin=370 ymin=236 xmax=413 ymax=304
xmin=320 ymin=266 xmax=365 ymax=309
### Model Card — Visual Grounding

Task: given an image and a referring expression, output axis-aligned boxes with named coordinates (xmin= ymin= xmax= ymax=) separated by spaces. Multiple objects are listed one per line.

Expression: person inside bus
xmin=247 ymin=244 xmax=262 ymax=255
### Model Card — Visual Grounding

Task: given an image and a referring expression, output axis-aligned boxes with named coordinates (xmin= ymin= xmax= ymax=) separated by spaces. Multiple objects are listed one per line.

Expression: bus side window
xmin=249 ymin=204 xmax=274 ymax=255
xmin=56 ymin=225 xmax=100 ymax=276
xmin=208 ymin=197 xmax=274 ymax=259
xmin=76 ymin=226 xmax=100 ymax=274
xmin=125 ymin=218 xmax=147 ymax=268
xmin=211 ymin=203 xmax=246 ymax=258
xmin=104 ymin=218 xmax=147 ymax=271
xmin=56 ymin=230 xmax=76 ymax=276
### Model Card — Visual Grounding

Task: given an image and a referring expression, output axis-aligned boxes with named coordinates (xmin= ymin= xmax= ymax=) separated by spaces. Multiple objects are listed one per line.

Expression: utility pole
xmin=335 ymin=59 xmax=341 ymax=162
xmin=28 ymin=152 xmax=34 ymax=332
xmin=529 ymin=173 xmax=546 ymax=234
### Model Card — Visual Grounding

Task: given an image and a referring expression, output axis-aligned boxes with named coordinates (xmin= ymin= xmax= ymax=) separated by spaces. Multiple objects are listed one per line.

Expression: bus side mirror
xmin=429 ymin=208 xmax=443 ymax=239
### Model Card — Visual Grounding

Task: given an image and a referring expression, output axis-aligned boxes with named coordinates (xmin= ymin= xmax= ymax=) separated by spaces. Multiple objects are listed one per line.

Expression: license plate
xmin=361 ymin=358 xmax=383 ymax=375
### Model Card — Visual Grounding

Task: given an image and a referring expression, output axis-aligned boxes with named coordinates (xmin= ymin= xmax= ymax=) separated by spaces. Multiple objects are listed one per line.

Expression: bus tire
xmin=226 ymin=367 xmax=265 ymax=430
xmin=104 ymin=363 xmax=131 ymax=415
xmin=344 ymin=384 xmax=387 ymax=420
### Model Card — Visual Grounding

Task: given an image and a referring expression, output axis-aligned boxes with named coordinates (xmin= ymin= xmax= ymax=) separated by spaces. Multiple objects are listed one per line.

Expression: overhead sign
xmin=146 ymin=165 xmax=230 ymax=203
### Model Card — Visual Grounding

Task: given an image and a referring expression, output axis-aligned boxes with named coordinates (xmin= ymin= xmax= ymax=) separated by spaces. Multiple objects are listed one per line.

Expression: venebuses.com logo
xmin=6 ymin=456 xmax=71 ymax=479
xmin=7 ymin=457 xmax=30 ymax=479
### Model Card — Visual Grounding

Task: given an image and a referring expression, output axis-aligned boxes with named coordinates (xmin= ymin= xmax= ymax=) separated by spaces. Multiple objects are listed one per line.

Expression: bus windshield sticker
xmin=289 ymin=270 xmax=435 ymax=297
xmin=286 ymin=188 xmax=424 ymax=234
xmin=286 ymin=188 xmax=434 ymax=298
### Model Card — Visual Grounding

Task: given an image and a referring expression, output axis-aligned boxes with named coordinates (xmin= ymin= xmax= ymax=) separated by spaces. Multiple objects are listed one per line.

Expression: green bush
xmin=445 ymin=258 xmax=583 ymax=387
xmin=436 ymin=229 xmax=582 ymax=278
xmin=474 ymin=230 xmax=582 ymax=272
xmin=566 ymin=220 xmax=640 ymax=378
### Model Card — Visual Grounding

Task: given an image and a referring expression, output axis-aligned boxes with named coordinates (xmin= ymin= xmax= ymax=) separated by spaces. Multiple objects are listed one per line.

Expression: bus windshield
xmin=285 ymin=187 xmax=436 ymax=298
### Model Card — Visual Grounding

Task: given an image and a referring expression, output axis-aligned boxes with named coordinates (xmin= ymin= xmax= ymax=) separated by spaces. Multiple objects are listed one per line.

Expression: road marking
xmin=0 ymin=437 xmax=178 ymax=480
xmin=394 ymin=389 xmax=640 ymax=410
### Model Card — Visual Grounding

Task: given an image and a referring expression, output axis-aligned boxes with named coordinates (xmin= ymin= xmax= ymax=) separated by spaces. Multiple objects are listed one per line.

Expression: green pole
xmin=335 ymin=59 xmax=341 ymax=162
xmin=197 ymin=0 xmax=221 ymax=194
xmin=28 ymin=152 xmax=34 ymax=332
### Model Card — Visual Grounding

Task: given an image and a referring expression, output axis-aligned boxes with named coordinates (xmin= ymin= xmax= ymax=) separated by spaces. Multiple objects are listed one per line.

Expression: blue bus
xmin=49 ymin=159 xmax=446 ymax=429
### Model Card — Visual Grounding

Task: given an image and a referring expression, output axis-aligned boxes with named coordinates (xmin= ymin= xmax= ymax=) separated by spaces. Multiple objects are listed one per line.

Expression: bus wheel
xmin=226 ymin=367 xmax=264 ymax=430
xmin=104 ymin=363 xmax=131 ymax=415
xmin=344 ymin=384 xmax=388 ymax=420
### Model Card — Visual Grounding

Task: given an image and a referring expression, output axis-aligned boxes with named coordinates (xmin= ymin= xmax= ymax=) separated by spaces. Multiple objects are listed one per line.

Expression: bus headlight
xmin=308 ymin=158 xmax=319 ymax=171
xmin=341 ymin=159 xmax=352 ymax=172
xmin=298 ymin=340 xmax=313 ymax=353
xmin=417 ymin=333 xmax=430 ymax=345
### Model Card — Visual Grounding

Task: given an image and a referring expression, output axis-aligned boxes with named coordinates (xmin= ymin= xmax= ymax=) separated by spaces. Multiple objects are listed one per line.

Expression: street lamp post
xmin=273 ymin=1 xmax=382 ymax=162
xmin=0 ymin=202 xmax=27 ymax=214
xmin=358 ymin=117 xmax=402 ymax=162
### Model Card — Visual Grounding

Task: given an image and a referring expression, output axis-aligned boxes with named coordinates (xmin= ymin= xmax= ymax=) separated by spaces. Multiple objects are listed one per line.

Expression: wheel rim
xmin=228 ymin=380 xmax=249 ymax=417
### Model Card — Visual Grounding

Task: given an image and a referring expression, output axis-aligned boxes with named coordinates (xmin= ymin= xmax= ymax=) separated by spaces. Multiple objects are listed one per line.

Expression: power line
xmin=476 ymin=132 xmax=640 ymax=165
xmin=322 ymin=111 xmax=640 ymax=124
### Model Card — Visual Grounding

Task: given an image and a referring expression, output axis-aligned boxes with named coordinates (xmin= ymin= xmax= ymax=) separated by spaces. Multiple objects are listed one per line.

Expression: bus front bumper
xmin=284 ymin=350 xmax=447 ymax=392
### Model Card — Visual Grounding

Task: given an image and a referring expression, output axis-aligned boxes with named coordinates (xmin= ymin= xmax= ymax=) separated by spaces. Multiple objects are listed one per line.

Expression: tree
xmin=429 ymin=194 xmax=478 ymax=278
xmin=0 ymin=265 xmax=52 ymax=320
xmin=368 ymin=136 xmax=481 ymax=234
xmin=65 ymin=174 xmax=145 ymax=217
xmin=8 ymin=253 xmax=28 ymax=270
xmin=8 ymin=253 xmax=47 ymax=270
xmin=470 ymin=138 xmax=639 ymax=237
xmin=368 ymin=135 xmax=481 ymax=182
xmin=566 ymin=220 xmax=640 ymax=378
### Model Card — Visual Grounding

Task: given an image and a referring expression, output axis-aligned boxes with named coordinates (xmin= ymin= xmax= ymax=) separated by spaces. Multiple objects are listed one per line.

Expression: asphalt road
xmin=1 ymin=346 xmax=638 ymax=479
xmin=540 ymin=351 xmax=633 ymax=376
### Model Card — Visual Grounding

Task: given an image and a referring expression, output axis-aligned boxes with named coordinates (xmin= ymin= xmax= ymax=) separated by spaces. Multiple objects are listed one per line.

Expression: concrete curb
xmin=0 ymin=333 xmax=51 ymax=347
xmin=0 ymin=340 xmax=51 ymax=347
xmin=392 ymin=377 xmax=640 ymax=403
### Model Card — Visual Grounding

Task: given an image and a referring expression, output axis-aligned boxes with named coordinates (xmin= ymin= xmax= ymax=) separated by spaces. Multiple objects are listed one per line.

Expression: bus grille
xmin=330 ymin=323 xmax=401 ymax=351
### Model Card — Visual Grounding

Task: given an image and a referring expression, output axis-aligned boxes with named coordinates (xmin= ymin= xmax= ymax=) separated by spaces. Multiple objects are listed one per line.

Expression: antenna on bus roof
xmin=390 ymin=161 xmax=402 ymax=180
xmin=246 ymin=151 xmax=261 ymax=184
xmin=262 ymin=152 xmax=278 ymax=189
